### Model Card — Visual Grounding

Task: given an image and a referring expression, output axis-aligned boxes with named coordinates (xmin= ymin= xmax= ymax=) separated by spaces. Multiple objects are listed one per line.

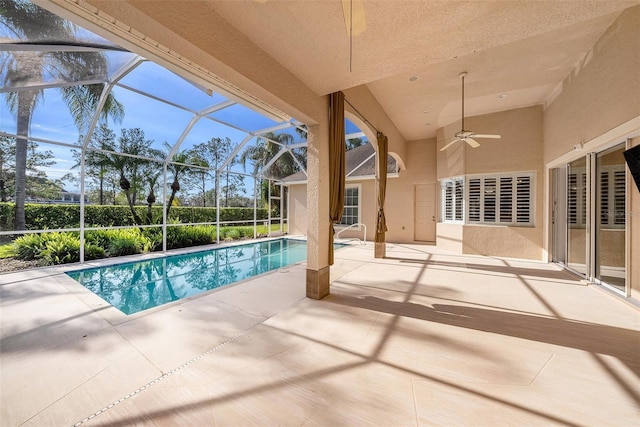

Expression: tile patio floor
xmin=1 ymin=242 xmax=639 ymax=426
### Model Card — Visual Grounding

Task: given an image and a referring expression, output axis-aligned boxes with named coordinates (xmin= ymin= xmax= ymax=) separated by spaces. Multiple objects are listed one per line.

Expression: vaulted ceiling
xmin=83 ymin=1 xmax=639 ymax=141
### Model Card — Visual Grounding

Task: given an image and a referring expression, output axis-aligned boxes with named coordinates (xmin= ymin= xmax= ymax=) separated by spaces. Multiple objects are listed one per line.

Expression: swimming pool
xmin=67 ymin=238 xmax=344 ymax=315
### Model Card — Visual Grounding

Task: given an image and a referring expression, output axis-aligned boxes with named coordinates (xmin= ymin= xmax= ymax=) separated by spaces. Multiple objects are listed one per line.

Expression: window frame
xmin=465 ymin=171 xmax=535 ymax=227
xmin=336 ymin=183 xmax=362 ymax=229
xmin=440 ymin=177 xmax=465 ymax=224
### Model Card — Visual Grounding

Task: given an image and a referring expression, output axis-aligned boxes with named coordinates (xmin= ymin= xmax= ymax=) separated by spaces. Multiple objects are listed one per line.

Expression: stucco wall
xmin=287 ymin=137 xmax=436 ymax=244
xmin=436 ymin=106 xmax=545 ymax=260
xmin=385 ymin=138 xmax=438 ymax=243
xmin=543 ymin=6 xmax=640 ymax=163
xmin=542 ymin=7 xmax=639 ymax=295
xmin=288 ymin=184 xmax=308 ymax=236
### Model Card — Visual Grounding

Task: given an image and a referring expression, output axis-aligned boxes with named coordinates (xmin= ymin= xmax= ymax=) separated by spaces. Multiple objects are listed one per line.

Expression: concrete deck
xmin=1 ymin=242 xmax=638 ymax=426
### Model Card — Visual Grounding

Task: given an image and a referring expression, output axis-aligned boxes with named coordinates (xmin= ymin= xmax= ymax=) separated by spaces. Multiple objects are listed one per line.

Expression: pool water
xmin=67 ymin=239 xmax=344 ymax=315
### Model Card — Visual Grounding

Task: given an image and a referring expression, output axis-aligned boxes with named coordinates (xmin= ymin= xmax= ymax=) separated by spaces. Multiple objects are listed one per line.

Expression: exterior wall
xmin=542 ymin=7 xmax=639 ymax=296
xmin=288 ymin=184 xmax=308 ymax=236
xmin=287 ymin=138 xmax=436 ymax=244
xmin=543 ymin=6 xmax=640 ymax=163
xmin=386 ymin=138 xmax=437 ymax=243
xmin=436 ymin=106 xmax=545 ymax=260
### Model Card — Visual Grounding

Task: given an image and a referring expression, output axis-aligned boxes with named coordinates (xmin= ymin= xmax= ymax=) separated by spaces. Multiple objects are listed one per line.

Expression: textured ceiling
xmin=97 ymin=0 xmax=640 ymax=141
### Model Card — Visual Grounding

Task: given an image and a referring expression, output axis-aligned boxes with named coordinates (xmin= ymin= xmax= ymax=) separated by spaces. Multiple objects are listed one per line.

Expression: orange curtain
xmin=329 ymin=91 xmax=346 ymax=265
xmin=375 ymin=132 xmax=388 ymax=243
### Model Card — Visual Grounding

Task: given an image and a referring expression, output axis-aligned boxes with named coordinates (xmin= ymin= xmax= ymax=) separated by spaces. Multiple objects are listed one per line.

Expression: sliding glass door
xmin=595 ymin=145 xmax=626 ymax=292
xmin=566 ymin=157 xmax=588 ymax=276
xmin=551 ymin=142 xmax=628 ymax=294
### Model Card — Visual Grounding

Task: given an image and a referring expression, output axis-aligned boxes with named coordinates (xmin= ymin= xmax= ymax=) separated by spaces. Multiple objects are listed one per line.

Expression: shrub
xmin=13 ymin=233 xmax=58 ymax=260
xmin=0 ymin=203 xmax=269 ymax=231
xmin=221 ymin=227 xmax=240 ymax=241
xmin=86 ymin=228 xmax=152 ymax=257
xmin=0 ymin=243 xmax=14 ymax=259
xmin=166 ymin=224 xmax=216 ymax=250
xmin=84 ymin=243 xmax=106 ymax=261
xmin=39 ymin=233 xmax=81 ymax=265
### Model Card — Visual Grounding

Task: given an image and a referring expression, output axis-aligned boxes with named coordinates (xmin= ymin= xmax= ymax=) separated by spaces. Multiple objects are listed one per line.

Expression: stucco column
xmin=306 ymin=114 xmax=331 ymax=299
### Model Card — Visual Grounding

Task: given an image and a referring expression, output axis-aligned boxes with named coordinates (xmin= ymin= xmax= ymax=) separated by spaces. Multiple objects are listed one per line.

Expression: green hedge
xmin=0 ymin=203 xmax=268 ymax=231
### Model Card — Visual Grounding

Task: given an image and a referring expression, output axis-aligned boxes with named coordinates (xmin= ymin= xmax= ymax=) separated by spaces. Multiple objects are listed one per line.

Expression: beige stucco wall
xmin=385 ymin=138 xmax=438 ymax=243
xmin=287 ymin=137 xmax=436 ymax=244
xmin=543 ymin=6 xmax=640 ymax=163
xmin=288 ymin=184 xmax=308 ymax=236
xmin=436 ymin=106 xmax=545 ymax=260
xmin=542 ymin=7 xmax=639 ymax=295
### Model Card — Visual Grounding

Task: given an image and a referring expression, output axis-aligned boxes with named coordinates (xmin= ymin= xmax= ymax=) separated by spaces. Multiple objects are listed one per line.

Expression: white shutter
xmin=500 ymin=176 xmax=513 ymax=223
xmin=468 ymin=178 xmax=481 ymax=223
xmin=483 ymin=178 xmax=496 ymax=222
xmin=516 ymin=175 xmax=531 ymax=224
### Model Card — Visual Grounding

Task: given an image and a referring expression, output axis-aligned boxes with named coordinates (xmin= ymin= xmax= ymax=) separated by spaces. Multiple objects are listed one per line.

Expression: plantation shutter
xmin=455 ymin=179 xmax=464 ymax=221
xmin=483 ymin=178 xmax=496 ymax=222
xmin=516 ymin=175 xmax=531 ymax=224
xmin=468 ymin=178 xmax=481 ymax=223
xmin=500 ymin=176 xmax=513 ymax=223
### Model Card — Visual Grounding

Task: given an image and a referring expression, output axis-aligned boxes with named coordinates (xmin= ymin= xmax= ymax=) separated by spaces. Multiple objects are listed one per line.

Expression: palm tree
xmin=1 ymin=0 xmax=123 ymax=230
xmin=144 ymin=169 xmax=162 ymax=224
xmin=164 ymin=142 xmax=191 ymax=220
xmin=239 ymin=132 xmax=296 ymax=179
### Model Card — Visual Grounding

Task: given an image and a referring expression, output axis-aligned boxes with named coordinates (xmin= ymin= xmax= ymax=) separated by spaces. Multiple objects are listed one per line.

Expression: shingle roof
xmin=281 ymin=143 xmax=396 ymax=183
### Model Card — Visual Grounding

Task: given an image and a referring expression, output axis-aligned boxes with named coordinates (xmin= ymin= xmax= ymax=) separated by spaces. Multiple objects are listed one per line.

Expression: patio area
xmin=1 ymin=242 xmax=639 ymax=426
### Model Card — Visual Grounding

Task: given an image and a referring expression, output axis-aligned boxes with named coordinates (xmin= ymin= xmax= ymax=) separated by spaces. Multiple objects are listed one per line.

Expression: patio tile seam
xmin=70 ymin=318 xmax=267 ymax=427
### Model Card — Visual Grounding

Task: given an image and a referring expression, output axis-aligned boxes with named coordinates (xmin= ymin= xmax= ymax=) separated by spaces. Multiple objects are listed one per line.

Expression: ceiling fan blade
xmin=471 ymin=134 xmax=501 ymax=139
xmin=465 ymin=138 xmax=481 ymax=148
xmin=440 ymin=138 xmax=461 ymax=152
xmin=341 ymin=0 xmax=367 ymax=36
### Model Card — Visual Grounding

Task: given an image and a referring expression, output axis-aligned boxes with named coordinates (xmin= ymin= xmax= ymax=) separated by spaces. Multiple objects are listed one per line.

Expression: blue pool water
xmin=67 ymin=239 xmax=344 ymax=315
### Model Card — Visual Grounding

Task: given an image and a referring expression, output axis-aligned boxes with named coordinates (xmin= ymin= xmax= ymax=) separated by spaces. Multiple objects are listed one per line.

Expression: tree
xmin=66 ymin=123 xmax=120 ymax=205
xmin=239 ymin=132 xmax=303 ymax=179
xmin=189 ymin=137 xmax=240 ymax=207
xmin=143 ymin=168 xmax=161 ymax=224
xmin=113 ymin=128 xmax=155 ymax=223
xmin=1 ymin=0 xmax=123 ymax=230
xmin=346 ymin=137 xmax=365 ymax=151
xmin=164 ymin=142 xmax=191 ymax=220
xmin=0 ymin=135 xmax=55 ymax=202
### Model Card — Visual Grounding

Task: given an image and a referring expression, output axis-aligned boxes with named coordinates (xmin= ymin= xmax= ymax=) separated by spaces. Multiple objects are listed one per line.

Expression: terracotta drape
xmin=375 ymin=132 xmax=388 ymax=246
xmin=329 ymin=91 xmax=346 ymax=265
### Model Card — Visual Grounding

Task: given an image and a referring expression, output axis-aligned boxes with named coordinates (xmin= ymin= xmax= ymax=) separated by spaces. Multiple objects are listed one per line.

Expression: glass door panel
xmin=567 ymin=157 xmax=587 ymax=276
xmin=595 ymin=145 xmax=626 ymax=292
xmin=552 ymin=166 xmax=567 ymax=264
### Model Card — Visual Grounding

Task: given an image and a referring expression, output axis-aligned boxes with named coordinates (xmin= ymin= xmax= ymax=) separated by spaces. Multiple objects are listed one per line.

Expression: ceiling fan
xmin=440 ymin=71 xmax=501 ymax=152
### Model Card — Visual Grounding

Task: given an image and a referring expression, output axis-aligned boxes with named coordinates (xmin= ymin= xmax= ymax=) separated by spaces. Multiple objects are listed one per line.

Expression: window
xmin=337 ymin=184 xmax=361 ymax=227
xmin=441 ymin=178 xmax=464 ymax=223
xmin=466 ymin=172 xmax=534 ymax=226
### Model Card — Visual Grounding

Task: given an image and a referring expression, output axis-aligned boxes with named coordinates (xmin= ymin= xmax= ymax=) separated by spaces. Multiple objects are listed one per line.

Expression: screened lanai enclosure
xmin=0 ymin=0 xmax=321 ymax=265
